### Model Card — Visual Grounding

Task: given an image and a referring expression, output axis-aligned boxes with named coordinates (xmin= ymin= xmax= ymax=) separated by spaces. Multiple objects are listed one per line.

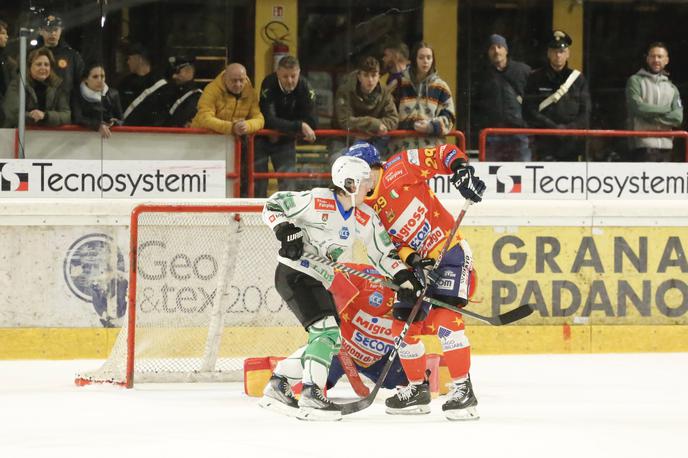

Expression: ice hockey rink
xmin=2 ymin=353 xmax=686 ymax=458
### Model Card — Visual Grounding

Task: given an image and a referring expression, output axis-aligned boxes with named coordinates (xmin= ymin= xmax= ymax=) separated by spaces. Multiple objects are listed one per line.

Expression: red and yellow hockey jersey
xmin=364 ymin=144 xmax=469 ymax=262
xmin=328 ymin=264 xmax=396 ymax=368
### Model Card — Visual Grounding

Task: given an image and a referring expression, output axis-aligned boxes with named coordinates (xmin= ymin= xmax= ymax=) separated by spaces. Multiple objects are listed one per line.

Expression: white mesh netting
xmin=76 ymin=205 xmax=303 ymax=386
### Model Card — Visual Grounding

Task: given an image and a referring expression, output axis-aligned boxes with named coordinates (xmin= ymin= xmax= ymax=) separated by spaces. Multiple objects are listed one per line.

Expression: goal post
xmin=75 ymin=204 xmax=304 ymax=388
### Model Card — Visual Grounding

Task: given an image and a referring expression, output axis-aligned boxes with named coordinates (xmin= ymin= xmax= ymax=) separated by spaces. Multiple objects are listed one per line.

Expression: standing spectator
xmin=256 ymin=55 xmax=317 ymax=197
xmin=523 ymin=30 xmax=591 ymax=161
xmin=381 ymin=41 xmax=410 ymax=108
xmin=124 ymin=55 xmax=200 ymax=127
xmin=191 ymin=62 xmax=264 ymax=196
xmin=625 ymin=42 xmax=683 ymax=162
xmin=34 ymin=15 xmax=84 ymax=100
xmin=72 ymin=63 xmax=123 ymax=138
xmin=334 ymin=56 xmax=398 ymax=157
xmin=0 ymin=19 xmax=17 ymax=127
xmin=2 ymin=47 xmax=70 ymax=128
xmin=474 ymin=34 xmax=532 ymax=161
xmin=160 ymin=56 xmax=202 ymax=127
xmin=392 ymin=41 xmax=455 ymax=153
xmin=118 ymin=43 xmax=164 ymax=121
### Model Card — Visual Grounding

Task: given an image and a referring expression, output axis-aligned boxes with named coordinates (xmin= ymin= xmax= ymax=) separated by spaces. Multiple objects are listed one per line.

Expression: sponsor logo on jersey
xmin=355 ymin=209 xmax=371 ymax=226
xmin=353 ymin=310 xmax=393 ymax=337
xmin=384 ymin=155 xmax=402 ymax=169
xmin=436 ymin=278 xmax=455 ymax=291
xmin=383 ymin=163 xmax=408 ymax=186
xmin=315 ymin=197 xmax=337 ymax=211
xmin=445 ymin=269 xmax=457 ymax=278
xmin=419 ymin=227 xmax=444 ymax=256
xmin=437 ymin=326 xmax=466 ymax=351
xmin=384 ymin=208 xmax=395 ymax=222
xmin=339 ymin=227 xmax=350 ymax=239
xmin=378 ymin=230 xmax=392 ymax=246
xmin=408 ymin=221 xmax=432 ymax=251
xmin=438 ymin=325 xmax=453 ymax=340
xmin=444 ymin=149 xmax=457 ymax=168
xmin=407 ymin=149 xmax=420 ymax=166
xmin=353 ymin=330 xmax=395 ymax=355
xmin=341 ymin=339 xmax=376 ymax=366
xmin=268 ymin=214 xmax=276 ymax=223
xmin=368 ymin=291 xmax=384 ymax=308
xmin=388 ymin=198 xmax=428 ymax=240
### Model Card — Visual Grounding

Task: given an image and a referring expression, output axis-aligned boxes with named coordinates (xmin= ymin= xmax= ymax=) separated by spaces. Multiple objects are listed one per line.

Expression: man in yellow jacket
xmin=192 ymin=63 xmax=265 ymax=195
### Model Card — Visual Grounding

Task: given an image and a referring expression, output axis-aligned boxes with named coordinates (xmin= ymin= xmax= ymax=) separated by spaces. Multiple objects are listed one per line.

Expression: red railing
xmin=246 ymin=129 xmax=467 ymax=197
xmin=478 ymin=128 xmax=688 ymax=162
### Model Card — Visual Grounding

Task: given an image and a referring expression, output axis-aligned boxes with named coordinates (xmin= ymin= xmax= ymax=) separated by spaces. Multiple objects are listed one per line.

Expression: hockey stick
xmin=338 ymin=352 xmax=370 ymax=397
xmin=334 ymin=199 xmax=473 ymax=415
xmin=301 ymin=252 xmax=534 ymax=326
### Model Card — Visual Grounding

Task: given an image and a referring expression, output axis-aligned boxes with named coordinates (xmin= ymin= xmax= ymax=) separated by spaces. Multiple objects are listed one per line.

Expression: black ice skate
xmin=442 ymin=374 xmax=479 ymax=421
xmin=297 ymin=384 xmax=342 ymax=421
xmin=385 ymin=381 xmax=431 ymax=415
xmin=258 ymin=374 xmax=299 ymax=417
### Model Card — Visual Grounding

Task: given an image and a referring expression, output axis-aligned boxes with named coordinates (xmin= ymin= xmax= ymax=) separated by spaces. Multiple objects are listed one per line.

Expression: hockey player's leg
xmin=430 ymin=308 xmax=479 ymax=421
xmin=258 ymin=347 xmax=303 ymax=417
xmin=298 ymin=316 xmax=343 ymax=421
xmin=385 ymin=320 xmax=431 ymax=415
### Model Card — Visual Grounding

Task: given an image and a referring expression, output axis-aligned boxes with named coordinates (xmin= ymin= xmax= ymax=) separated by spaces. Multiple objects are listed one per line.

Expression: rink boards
xmin=0 ymin=198 xmax=687 ymax=358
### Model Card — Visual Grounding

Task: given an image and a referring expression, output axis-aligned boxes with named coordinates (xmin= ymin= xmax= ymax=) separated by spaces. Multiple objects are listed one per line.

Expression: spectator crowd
xmin=0 ymin=14 xmax=684 ymax=196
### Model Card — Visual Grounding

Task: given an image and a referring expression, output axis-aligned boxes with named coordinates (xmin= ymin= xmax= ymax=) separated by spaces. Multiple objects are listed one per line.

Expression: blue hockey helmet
xmin=344 ymin=141 xmax=382 ymax=167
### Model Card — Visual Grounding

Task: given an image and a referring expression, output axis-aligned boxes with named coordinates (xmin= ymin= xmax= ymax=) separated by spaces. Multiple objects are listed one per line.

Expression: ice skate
xmin=296 ymin=384 xmax=342 ymax=421
xmin=442 ymin=375 xmax=479 ymax=421
xmin=258 ymin=375 xmax=299 ymax=417
xmin=385 ymin=381 xmax=431 ymax=415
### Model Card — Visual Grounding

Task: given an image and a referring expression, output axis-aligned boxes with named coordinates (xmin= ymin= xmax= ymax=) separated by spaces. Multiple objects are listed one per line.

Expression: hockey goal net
xmin=76 ymin=204 xmax=303 ymax=388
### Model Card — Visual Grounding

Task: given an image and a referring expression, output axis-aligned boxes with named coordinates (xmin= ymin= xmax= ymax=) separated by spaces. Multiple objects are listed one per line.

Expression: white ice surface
xmin=1 ymin=353 xmax=686 ymax=458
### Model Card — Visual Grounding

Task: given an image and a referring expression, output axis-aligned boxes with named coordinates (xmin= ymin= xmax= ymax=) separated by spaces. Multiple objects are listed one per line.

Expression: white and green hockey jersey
xmin=262 ymin=188 xmax=405 ymax=286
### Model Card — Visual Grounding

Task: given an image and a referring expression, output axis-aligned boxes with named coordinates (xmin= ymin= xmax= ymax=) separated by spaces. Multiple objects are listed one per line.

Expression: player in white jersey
xmin=259 ymin=156 xmax=423 ymax=421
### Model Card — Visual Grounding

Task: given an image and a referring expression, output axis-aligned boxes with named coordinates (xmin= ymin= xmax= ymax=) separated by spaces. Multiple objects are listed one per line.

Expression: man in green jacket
xmin=625 ymin=42 xmax=683 ymax=162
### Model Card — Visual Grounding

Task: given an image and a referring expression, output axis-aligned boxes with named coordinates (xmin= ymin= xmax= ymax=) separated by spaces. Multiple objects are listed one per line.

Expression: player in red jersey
xmin=344 ymin=141 xmax=485 ymax=420
xmin=259 ymin=264 xmax=408 ymax=417
xmin=326 ymin=264 xmax=407 ymax=391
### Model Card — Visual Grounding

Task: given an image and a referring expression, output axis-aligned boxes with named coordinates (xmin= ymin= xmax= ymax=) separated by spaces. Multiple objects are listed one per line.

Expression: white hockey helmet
xmin=331 ymin=155 xmax=371 ymax=195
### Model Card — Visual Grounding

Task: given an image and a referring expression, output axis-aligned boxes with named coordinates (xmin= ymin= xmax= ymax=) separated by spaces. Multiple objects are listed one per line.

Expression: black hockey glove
xmin=392 ymin=269 xmax=424 ymax=305
xmin=450 ymin=165 xmax=486 ymax=203
xmin=406 ymin=252 xmax=435 ymax=287
xmin=274 ymin=222 xmax=304 ymax=261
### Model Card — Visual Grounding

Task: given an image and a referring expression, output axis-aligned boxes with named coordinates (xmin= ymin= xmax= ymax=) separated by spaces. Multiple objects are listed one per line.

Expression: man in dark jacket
xmin=160 ymin=56 xmax=202 ymax=127
xmin=524 ymin=30 xmax=591 ymax=161
xmin=474 ymin=34 xmax=531 ymax=161
xmin=119 ymin=43 xmax=165 ymax=124
xmin=256 ymin=55 xmax=318 ymax=197
xmin=34 ymin=15 xmax=84 ymax=100
xmin=126 ymin=55 xmax=201 ymax=127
